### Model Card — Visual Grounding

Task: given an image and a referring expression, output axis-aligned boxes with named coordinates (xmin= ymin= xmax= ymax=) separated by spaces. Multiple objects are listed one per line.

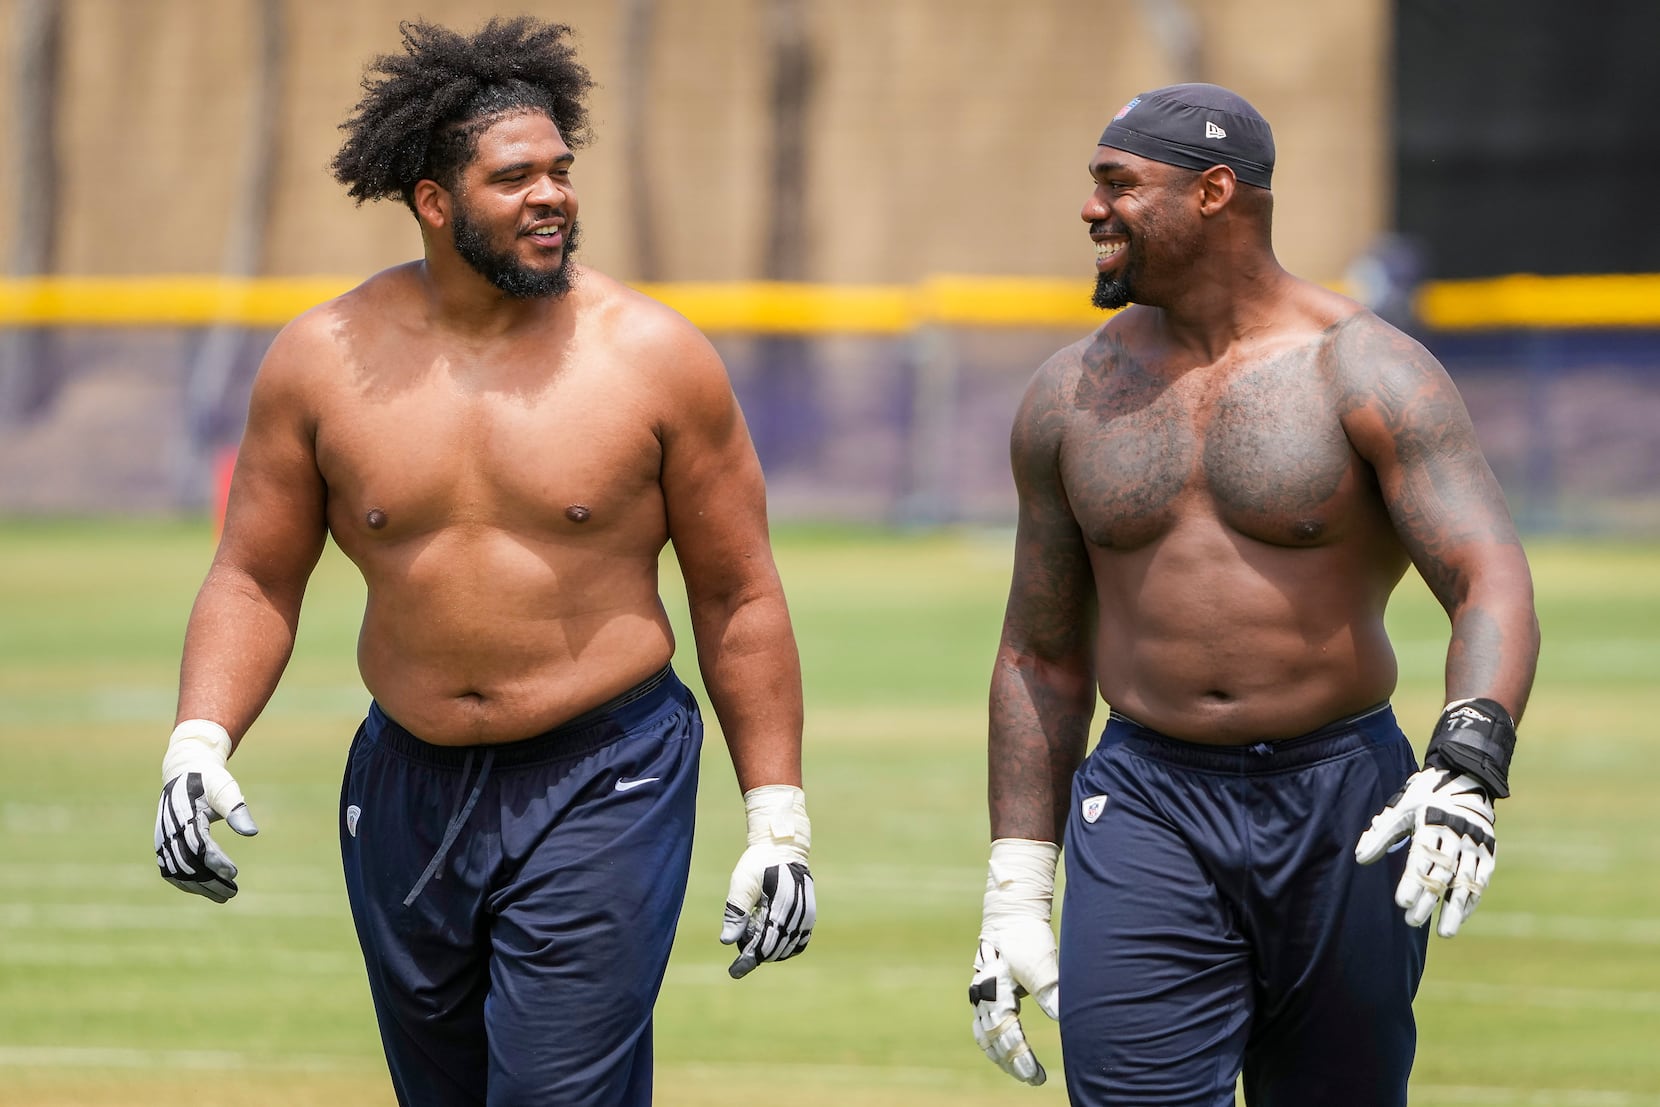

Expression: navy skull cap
xmin=1098 ymin=83 xmax=1275 ymax=188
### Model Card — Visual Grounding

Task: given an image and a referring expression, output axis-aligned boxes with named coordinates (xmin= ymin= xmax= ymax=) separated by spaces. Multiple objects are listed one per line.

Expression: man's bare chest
xmin=313 ymin=372 xmax=662 ymax=536
xmin=1061 ymin=355 xmax=1362 ymax=549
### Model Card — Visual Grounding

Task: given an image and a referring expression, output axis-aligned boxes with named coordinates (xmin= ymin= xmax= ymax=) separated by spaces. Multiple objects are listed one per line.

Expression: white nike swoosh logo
xmin=614 ymin=777 xmax=660 ymax=792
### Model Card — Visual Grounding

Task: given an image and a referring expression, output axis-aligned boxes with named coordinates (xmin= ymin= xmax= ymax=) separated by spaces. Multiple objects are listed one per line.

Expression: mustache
xmin=1089 ymin=221 xmax=1126 ymax=237
xmin=519 ymin=208 xmax=569 ymax=232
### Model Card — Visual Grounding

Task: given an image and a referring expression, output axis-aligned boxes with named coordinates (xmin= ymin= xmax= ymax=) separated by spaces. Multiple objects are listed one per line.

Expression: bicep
xmin=213 ymin=335 xmax=328 ymax=598
xmin=999 ymin=379 xmax=1095 ymax=667
xmin=1001 ymin=490 xmax=1095 ymax=666
xmin=658 ymin=338 xmax=776 ymax=597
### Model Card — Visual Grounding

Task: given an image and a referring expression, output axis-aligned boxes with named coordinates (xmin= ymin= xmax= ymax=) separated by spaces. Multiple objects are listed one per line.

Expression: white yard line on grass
xmin=1413 ymin=1085 xmax=1660 ymax=1106
xmin=0 ymin=940 xmax=360 ymax=973
xmin=0 ymin=904 xmax=212 ymax=930
xmin=0 ymin=895 xmax=340 ymax=929
xmin=1474 ymin=912 xmax=1660 ymax=945
xmin=0 ymin=862 xmax=343 ymax=890
xmin=1420 ymin=980 xmax=1660 ymax=1014
xmin=0 ymin=1045 xmax=373 ymax=1073
xmin=663 ymin=1059 xmax=1020 ymax=1088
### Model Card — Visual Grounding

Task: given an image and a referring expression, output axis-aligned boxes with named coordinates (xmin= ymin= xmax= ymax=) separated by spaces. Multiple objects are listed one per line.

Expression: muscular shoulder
xmin=1018 ymin=333 xmax=1090 ymax=441
xmin=571 ymin=268 xmax=735 ymax=419
xmin=1313 ymin=298 xmax=1454 ymax=405
xmin=1309 ymin=292 xmax=1475 ymax=463
xmin=1016 ymin=310 xmax=1154 ymax=451
xmin=244 ymin=285 xmax=359 ymax=420
xmin=574 ymin=268 xmax=718 ymax=359
xmin=256 ymin=264 xmax=416 ymax=380
xmin=1010 ymin=319 xmax=1119 ymax=487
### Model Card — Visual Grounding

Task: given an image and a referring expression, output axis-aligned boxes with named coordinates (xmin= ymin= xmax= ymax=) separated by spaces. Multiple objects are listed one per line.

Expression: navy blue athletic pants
xmin=1059 ymin=705 xmax=1429 ymax=1107
xmin=339 ymin=667 xmax=702 ymax=1107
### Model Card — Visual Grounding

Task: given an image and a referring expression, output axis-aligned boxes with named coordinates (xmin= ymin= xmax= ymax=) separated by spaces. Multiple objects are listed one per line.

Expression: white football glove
xmin=154 ymin=719 xmax=259 ymax=903
xmin=1355 ymin=767 xmax=1495 ymax=938
xmin=970 ymin=838 xmax=1061 ymax=1086
xmin=720 ymin=784 xmax=814 ymax=979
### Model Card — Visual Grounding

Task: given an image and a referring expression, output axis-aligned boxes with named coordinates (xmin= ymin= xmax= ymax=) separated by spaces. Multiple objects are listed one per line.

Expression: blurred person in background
xmin=1345 ymin=231 xmax=1430 ymax=338
xmin=966 ymin=83 xmax=1538 ymax=1105
xmin=149 ymin=17 xmax=814 ymax=1106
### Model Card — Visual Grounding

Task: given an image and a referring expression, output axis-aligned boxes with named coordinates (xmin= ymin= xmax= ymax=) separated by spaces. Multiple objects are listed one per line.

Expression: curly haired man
xmin=151 ymin=19 xmax=815 ymax=1106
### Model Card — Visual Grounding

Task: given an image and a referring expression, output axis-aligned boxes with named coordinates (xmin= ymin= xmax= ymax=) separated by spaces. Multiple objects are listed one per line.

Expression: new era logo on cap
xmin=1098 ymin=83 xmax=1276 ymax=188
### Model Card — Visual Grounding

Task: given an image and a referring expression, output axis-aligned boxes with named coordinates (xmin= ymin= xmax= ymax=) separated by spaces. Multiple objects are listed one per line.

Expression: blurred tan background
xmin=0 ymin=0 xmax=1388 ymax=285
xmin=6 ymin=0 xmax=1655 ymax=532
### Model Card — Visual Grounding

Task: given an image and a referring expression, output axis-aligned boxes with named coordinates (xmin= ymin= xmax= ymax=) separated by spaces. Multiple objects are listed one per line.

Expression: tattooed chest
xmin=1062 ymin=363 xmax=1359 ymax=550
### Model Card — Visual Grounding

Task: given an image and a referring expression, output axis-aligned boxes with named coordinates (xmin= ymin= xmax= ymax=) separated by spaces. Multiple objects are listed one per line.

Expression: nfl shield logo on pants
xmin=1081 ymin=794 xmax=1108 ymax=824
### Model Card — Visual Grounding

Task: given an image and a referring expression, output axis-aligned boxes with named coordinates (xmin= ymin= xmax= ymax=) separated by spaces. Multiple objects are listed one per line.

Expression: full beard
xmin=452 ymin=208 xmax=582 ymax=299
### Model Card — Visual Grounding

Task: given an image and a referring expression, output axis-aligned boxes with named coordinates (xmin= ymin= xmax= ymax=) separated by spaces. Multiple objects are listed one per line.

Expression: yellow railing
xmin=1414 ymin=274 xmax=1660 ymax=330
xmin=1 ymin=273 xmax=1658 ymax=331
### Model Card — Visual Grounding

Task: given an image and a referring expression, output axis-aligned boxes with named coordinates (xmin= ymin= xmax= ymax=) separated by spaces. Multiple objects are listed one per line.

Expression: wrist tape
xmin=162 ymin=719 xmax=232 ymax=783
xmin=984 ymin=838 xmax=1059 ymax=922
xmin=742 ymin=784 xmax=811 ymax=856
xmin=1424 ymin=697 xmax=1516 ymax=799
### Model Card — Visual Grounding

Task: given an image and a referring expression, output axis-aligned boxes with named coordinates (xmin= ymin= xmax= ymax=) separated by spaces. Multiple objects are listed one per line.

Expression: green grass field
xmin=2 ymin=520 xmax=1657 ymax=1107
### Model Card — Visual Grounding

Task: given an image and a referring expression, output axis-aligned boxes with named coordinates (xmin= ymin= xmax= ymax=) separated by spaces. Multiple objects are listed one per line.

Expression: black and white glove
xmin=1355 ymin=767 xmax=1495 ymax=937
xmin=720 ymin=785 xmax=814 ymax=979
xmin=1355 ymin=698 xmax=1516 ymax=938
xmin=970 ymin=838 xmax=1060 ymax=1086
xmin=154 ymin=720 xmax=259 ymax=903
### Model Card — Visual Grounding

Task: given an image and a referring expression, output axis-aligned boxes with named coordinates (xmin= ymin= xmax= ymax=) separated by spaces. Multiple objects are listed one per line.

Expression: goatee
xmin=1092 ymin=271 xmax=1132 ymax=311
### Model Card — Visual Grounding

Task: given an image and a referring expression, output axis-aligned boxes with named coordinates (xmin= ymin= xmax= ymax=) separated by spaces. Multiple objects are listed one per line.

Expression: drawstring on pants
xmin=404 ymin=748 xmax=496 ymax=907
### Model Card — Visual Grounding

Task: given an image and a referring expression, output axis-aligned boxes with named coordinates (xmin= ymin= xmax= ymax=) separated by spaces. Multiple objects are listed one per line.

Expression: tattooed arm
xmin=1340 ymin=310 xmax=1538 ymax=938
xmin=1334 ymin=312 xmax=1540 ymax=721
xmin=989 ymin=353 xmax=1099 ymax=844
xmin=969 ymin=350 xmax=1098 ymax=1086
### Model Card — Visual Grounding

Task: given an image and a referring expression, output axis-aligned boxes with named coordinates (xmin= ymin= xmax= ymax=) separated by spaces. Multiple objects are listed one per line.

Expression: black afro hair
xmin=330 ymin=16 xmax=594 ymax=210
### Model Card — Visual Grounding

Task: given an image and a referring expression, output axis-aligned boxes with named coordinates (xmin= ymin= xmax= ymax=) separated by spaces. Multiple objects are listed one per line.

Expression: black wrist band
xmin=1424 ymin=697 xmax=1516 ymax=799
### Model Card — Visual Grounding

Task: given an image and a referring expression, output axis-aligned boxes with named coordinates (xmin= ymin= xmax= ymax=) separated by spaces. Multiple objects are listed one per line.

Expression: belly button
xmin=366 ymin=508 xmax=388 ymax=530
xmin=565 ymin=504 xmax=591 ymax=523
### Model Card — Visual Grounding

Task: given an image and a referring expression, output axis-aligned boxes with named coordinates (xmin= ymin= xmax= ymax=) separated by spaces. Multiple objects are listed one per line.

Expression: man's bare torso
xmin=301 ymin=264 xmax=677 ymax=743
xmin=1059 ymin=285 xmax=1412 ymax=743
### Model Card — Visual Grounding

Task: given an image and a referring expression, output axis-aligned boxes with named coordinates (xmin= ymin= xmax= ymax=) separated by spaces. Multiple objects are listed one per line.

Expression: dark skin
xmin=989 ymin=149 xmax=1539 ymax=843
xmin=177 ymin=109 xmax=803 ymax=791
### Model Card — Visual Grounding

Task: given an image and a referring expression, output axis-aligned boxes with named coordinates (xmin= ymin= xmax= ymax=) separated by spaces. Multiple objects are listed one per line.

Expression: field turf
xmin=1 ymin=520 xmax=1656 ymax=1106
